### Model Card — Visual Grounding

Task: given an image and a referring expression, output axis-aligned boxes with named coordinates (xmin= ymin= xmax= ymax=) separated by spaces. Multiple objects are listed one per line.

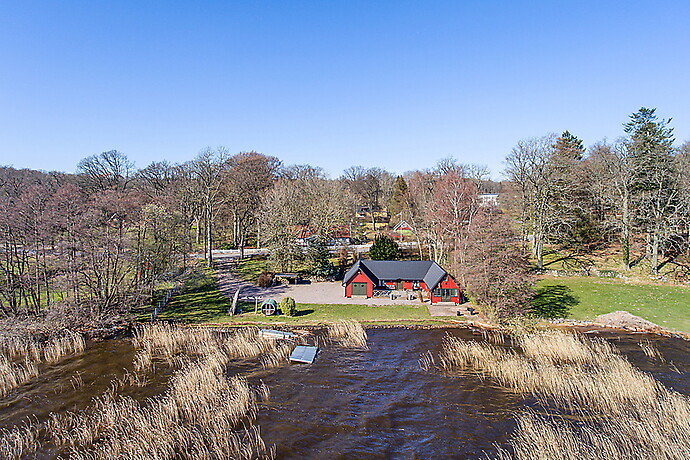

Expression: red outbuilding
xmin=342 ymin=260 xmax=462 ymax=304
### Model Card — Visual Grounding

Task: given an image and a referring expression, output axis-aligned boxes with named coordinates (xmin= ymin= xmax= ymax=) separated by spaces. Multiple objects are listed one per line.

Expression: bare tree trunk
xmin=621 ymin=193 xmax=631 ymax=270
xmin=206 ymin=206 xmax=213 ymax=268
xmin=650 ymin=224 xmax=660 ymax=275
xmin=239 ymin=231 xmax=245 ymax=260
xmin=534 ymin=232 xmax=544 ymax=269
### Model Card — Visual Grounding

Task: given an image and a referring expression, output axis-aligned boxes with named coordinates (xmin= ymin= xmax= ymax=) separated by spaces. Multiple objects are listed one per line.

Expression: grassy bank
xmin=164 ymin=297 xmax=448 ymax=326
xmin=220 ymin=302 xmax=438 ymax=325
xmin=535 ymin=277 xmax=690 ymax=333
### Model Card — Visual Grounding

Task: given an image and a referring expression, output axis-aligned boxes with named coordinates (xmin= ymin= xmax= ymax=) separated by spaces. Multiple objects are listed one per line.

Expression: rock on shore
xmin=594 ymin=311 xmax=662 ymax=332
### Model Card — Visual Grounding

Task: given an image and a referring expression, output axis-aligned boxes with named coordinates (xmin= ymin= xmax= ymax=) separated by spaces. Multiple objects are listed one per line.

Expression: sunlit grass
xmin=535 ymin=277 xmax=690 ymax=332
xmin=234 ymin=258 xmax=272 ymax=283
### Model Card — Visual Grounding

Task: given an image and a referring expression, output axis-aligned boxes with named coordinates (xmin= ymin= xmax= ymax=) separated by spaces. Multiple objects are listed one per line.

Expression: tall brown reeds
xmin=47 ymin=364 xmax=271 ymax=459
xmin=0 ymin=422 xmax=38 ymax=458
xmin=327 ymin=321 xmax=368 ymax=349
xmin=17 ymin=325 xmax=285 ymax=459
xmin=0 ymin=331 xmax=85 ymax=398
xmin=40 ymin=326 xmax=279 ymax=459
xmin=132 ymin=324 xmax=293 ymax=373
xmin=437 ymin=330 xmax=690 ymax=459
xmin=0 ymin=331 xmax=85 ymax=363
xmin=639 ymin=339 xmax=663 ymax=360
xmin=0 ymin=355 xmax=39 ymax=399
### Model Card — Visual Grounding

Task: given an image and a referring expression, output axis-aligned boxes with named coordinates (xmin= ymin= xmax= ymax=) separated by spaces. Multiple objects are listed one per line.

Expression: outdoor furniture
xmin=275 ymin=273 xmax=301 ymax=284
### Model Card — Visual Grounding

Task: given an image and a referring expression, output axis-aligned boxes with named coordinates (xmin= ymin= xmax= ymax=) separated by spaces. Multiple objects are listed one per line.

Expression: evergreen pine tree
xmin=305 ymin=236 xmax=334 ymax=277
xmin=369 ymin=235 xmax=400 ymax=260
xmin=554 ymin=130 xmax=585 ymax=161
xmin=623 ymin=107 xmax=678 ymax=274
xmin=387 ymin=176 xmax=410 ymax=222
xmin=624 ymin=107 xmax=675 ymax=192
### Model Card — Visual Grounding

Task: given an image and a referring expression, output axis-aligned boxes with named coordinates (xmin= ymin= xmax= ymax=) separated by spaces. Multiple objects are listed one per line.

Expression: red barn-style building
xmin=343 ymin=260 xmax=462 ymax=304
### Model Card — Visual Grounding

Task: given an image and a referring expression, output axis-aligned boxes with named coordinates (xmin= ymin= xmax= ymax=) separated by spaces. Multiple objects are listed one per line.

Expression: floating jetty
xmin=290 ymin=345 xmax=318 ymax=364
xmin=259 ymin=329 xmax=296 ymax=340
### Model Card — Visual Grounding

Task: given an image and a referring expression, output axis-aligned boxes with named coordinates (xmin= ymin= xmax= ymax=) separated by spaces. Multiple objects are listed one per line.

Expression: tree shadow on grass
xmin=294 ymin=309 xmax=315 ymax=317
xmin=531 ymin=285 xmax=579 ymax=319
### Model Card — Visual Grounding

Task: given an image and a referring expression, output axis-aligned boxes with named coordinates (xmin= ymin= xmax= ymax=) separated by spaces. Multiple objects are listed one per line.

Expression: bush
xmin=257 ymin=271 xmax=274 ymax=287
xmin=279 ymin=297 xmax=297 ymax=316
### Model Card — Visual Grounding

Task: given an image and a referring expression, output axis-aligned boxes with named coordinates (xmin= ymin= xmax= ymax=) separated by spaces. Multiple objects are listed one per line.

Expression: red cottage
xmin=342 ymin=260 xmax=462 ymax=304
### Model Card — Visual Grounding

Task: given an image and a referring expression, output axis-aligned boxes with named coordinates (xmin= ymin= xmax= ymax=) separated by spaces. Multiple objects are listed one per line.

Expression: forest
xmin=1 ymin=107 xmax=689 ymax=324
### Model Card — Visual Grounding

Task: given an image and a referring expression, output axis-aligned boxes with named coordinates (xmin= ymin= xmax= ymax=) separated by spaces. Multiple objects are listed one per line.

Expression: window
xmin=412 ymin=280 xmax=420 ymax=289
xmin=433 ymin=288 xmax=458 ymax=298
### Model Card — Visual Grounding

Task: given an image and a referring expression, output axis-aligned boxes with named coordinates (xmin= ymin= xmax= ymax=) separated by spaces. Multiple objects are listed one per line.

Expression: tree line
xmin=1 ymin=106 xmax=687 ymax=322
xmin=507 ymin=108 xmax=690 ymax=276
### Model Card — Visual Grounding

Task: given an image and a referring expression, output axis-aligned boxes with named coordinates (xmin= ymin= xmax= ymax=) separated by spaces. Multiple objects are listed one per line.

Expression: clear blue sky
xmin=1 ymin=1 xmax=689 ymax=178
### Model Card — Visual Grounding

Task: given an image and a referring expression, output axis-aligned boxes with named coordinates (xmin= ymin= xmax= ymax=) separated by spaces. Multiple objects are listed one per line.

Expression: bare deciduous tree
xmin=190 ymin=147 xmax=230 ymax=267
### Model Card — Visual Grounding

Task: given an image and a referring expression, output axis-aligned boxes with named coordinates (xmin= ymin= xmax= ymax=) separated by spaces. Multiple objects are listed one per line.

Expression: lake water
xmin=1 ymin=327 xmax=688 ymax=459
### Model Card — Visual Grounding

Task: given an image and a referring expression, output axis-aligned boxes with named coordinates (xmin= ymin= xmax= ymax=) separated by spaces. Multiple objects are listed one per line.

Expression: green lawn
xmin=535 ymin=277 xmax=690 ymax=333
xmin=219 ymin=302 xmax=437 ymax=325
xmin=234 ymin=258 xmax=272 ymax=283
xmin=156 ymin=267 xmax=231 ymax=323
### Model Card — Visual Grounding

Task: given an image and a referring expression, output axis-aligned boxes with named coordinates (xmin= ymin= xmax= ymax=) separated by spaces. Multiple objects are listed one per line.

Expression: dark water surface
xmin=250 ymin=328 xmax=690 ymax=459
xmin=0 ymin=327 xmax=688 ymax=459
xmin=251 ymin=328 xmax=523 ymax=459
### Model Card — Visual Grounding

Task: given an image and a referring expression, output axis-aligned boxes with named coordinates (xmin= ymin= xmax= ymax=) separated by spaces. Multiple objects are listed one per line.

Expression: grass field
xmin=217 ymin=303 xmax=438 ymax=325
xmin=535 ymin=277 xmax=690 ymax=333
xmin=155 ymin=265 xmax=690 ymax=332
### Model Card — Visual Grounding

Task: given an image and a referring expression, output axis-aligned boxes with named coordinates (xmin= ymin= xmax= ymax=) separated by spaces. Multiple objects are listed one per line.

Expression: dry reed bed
xmin=0 ymin=423 xmax=38 ymax=459
xmin=1 ymin=324 xmax=285 ymax=458
xmin=0 ymin=331 xmax=85 ymax=398
xmin=47 ymin=357 xmax=271 ymax=459
xmin=437 ymin=330 xmax=690 ymax=460
xmin=327 ymin=321 xmax=368 ymax=349
xmin=132 ymin=323 xmax=292 ymax=374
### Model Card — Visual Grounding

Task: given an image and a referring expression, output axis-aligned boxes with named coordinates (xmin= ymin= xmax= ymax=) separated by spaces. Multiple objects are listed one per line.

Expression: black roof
xmin=343 ymin=260 xmax=449 ymax=290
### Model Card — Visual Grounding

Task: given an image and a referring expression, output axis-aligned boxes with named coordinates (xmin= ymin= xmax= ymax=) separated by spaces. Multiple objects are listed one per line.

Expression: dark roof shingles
xmin=343 ymin=260 xmax=449 ymax=290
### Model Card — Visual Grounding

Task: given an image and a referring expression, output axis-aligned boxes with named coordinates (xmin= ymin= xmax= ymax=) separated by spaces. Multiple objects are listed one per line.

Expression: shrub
xmin=279 ymin=297 xmax=297 ymax=317
xmin=256 ymin=272 xmax=274 ymax=287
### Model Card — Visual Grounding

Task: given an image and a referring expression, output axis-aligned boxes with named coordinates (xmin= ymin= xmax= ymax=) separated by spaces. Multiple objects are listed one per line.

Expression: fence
xmin=536 ymin=268 xmax=622 ymax=279
xmin=151 ymin=285 xmax=180 ymax=320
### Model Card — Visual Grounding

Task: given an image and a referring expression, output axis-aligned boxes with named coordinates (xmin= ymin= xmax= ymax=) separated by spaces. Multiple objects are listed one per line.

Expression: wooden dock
xmin=259 ymin=329 xmax=296 ymax=340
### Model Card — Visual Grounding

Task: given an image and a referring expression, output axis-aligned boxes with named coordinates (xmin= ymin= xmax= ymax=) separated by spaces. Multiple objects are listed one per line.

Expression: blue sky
xmin=1 ymin=1 xmax=689 ymax=178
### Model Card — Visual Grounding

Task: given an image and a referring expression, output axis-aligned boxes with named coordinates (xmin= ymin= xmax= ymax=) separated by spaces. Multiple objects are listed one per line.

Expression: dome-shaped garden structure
xmin=260 ymin=299 xmax=278 ymax=316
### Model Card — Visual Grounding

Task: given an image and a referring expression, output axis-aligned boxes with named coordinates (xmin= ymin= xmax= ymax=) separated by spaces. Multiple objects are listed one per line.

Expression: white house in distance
xmin=392 ymin=220 xmax=414 ymax=232
xmin=478 ymin=193 xmax=499 ymax=207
